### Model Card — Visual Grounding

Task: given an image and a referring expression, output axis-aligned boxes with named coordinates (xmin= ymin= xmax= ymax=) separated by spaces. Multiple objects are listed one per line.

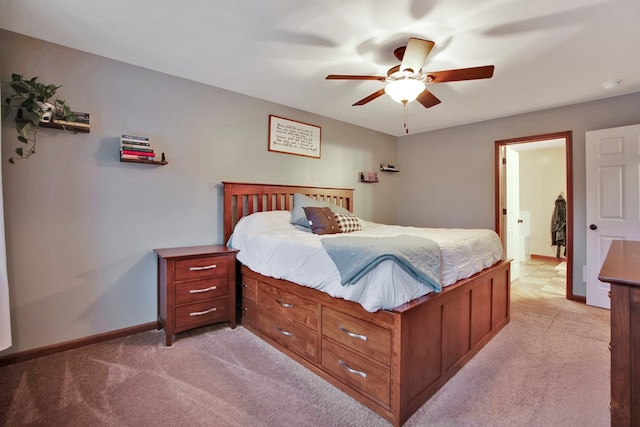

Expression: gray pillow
xmin=290 ymin=193 xmax=351 ymax=228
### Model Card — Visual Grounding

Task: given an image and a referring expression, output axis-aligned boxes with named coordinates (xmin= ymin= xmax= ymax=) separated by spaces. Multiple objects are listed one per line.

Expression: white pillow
xmin=227 ymin=210 xmax=292 ymax=247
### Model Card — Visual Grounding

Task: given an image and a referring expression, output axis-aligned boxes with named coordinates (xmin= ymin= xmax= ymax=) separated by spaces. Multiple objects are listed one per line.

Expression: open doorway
xmin=495 ymin=131 xmax=579 ymax=301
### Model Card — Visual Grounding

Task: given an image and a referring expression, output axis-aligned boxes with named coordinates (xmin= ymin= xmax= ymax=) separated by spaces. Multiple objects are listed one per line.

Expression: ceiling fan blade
xmin=416 ymin=88 xmax=441 ymax=108
xmin=353 ymin=89 xmax=386 ymax=106
xmin=393 ymin=46 xmax=406 ymax=62
xmin=400 ymin=38 xmax=434 ymax=73
xmin=426 ymin=65 xmax=495 ymax=83
xmin=326 ymin=74 xmax=386 ymax=81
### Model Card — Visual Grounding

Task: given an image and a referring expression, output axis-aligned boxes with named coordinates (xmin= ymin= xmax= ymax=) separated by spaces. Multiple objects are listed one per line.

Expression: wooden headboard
xmin=223 ymin=182 xmax=354 ymax=243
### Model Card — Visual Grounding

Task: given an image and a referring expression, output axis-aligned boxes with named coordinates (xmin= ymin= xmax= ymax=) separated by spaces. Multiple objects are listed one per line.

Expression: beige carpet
xmin=0 ymin=262 xmax=611 ymax=426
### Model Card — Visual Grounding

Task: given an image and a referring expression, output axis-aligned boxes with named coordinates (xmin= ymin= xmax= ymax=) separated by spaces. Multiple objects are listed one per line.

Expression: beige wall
xmin=519 ymin=147 xmax=566 ymax=258
xmin=397 ymin=91 xmax=640 ymax=297
xmin=0 ymin=30 xmax=398 ymax=354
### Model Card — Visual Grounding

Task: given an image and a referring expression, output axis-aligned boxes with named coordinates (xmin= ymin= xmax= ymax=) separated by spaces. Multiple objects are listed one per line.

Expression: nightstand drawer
xmin=175 ymin=277 xmax=229 ymax=305
xmin=175 ymin=298 xmax=229 ymax=330
xmin=175 ymin=255 xmax=229 ymax=281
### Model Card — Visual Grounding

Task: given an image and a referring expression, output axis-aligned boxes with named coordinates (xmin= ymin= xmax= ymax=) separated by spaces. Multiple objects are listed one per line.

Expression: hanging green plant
xmin=1 ymin=74 xmax=77 ymax=163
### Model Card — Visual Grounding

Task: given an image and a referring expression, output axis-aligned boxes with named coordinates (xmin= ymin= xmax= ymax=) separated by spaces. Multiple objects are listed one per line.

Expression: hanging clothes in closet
xmin=551 ymin=194 xmax=567 ymax=258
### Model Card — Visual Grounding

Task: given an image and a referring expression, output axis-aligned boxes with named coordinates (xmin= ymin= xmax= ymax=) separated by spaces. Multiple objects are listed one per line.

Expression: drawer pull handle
xmin=189 ymin=285 xmax=217 ymax=294
xmin=189 ymin=264 xmax=217 ymax=271
xmin=241 ymin=284 xmax=248 ymax=288
xmin=608 ymin=342 xmax=611 ymax=351
xmin=338 ymin=360 xmax=367 ymax=378
xmin=275 ymin=299 xmax=294 ymax=309
xmin=189 ymin=307 xmax=217 ymax=316
xmin=338 ymin=325 xmax=367 ymax=341
xmin=276 ymin=326 xmax=293 ymax=337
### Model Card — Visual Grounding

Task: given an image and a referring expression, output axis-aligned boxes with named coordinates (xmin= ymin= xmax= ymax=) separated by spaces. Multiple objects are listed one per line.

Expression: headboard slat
xmin=223 ymin=182 xmax=354 ymax=243
xmin=247 ymin=194 xmax=255 ymax=215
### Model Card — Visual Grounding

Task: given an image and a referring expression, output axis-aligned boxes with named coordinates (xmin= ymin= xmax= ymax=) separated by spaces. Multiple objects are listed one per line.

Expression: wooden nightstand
xmin=154 ymin=245 xmax=238 ymax=346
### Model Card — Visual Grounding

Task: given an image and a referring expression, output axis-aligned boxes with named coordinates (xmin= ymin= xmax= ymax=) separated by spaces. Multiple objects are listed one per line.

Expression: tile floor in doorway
xmin=513 ymin=257 xmax=567 ymax=298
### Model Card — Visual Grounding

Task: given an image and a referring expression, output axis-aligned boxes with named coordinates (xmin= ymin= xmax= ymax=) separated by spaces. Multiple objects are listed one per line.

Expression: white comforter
xmin=228 ymin=211 xmax=504 ymax=312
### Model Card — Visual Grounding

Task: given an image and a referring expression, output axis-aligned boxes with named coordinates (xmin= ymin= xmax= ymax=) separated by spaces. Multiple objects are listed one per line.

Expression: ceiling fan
xmin=326 ymin=37 xmax=495 ymax=108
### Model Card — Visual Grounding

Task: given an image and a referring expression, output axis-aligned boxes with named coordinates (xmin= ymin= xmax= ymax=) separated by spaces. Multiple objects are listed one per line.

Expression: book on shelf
xmin=72 ymin=112 xmax=90 ymax=124
xmin=121 ymin=135 xmax=151 ymax=151
xmin=120 ymin=144 xmax=154 ymax=153
xmin=52 ymin=119 xmax=90 ymax=128
xmin=120 ymin=153 xmax=156 ymax=161
xmin=121 ymin=141 xmax=150 ymax=147
xmin=119 ymin=134 xmax=163 ymax=162
xmin=49 ymin=111 xmax=90 ymax=126
xmin=121 ymin=149 xmax=156 ymax=157
xmin=121 ymin=140 xmax=151 ymax=147
xmin=121 ymin=134 xmax=149 ymax=142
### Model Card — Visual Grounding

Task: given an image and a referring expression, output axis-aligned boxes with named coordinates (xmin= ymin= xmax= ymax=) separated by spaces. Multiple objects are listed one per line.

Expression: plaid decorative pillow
xmin=333 ymin=212 xmax=362 ymax=233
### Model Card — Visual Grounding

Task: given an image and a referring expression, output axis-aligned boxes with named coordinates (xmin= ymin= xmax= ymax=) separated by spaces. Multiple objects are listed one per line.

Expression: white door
xmin=585 ymin=124 xmax=640 ymax=308
xmin=506 ymin=147 xmax=520 ymax=281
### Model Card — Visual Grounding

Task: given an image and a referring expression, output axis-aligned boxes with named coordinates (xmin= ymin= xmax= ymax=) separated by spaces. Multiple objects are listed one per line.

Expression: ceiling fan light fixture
xmin=384 ymin=78 xmax=425 ymax=104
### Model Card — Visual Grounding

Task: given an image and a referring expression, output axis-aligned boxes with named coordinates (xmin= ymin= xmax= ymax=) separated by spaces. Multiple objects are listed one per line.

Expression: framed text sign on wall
xmin=268 ymin=115 xmax=321 ymax=159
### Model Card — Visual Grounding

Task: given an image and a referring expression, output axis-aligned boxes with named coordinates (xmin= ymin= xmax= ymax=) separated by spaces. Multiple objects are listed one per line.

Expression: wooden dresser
xmin=154 ymin=245 xmax=238 ymax=346
xmin=598 ymin=240 xmax=640 ymax=427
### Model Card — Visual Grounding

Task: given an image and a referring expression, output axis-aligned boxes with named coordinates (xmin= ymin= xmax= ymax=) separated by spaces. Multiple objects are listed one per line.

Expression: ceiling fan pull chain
xmin=403 ymin=101 xmax=409 ymax=134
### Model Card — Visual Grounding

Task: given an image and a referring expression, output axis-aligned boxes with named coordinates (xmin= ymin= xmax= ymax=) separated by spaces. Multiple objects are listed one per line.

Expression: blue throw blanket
xmin=321 ymin=235 xmax=442 ymax=292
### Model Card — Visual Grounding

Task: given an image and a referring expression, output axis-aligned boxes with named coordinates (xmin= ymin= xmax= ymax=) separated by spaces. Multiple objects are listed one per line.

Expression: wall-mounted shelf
xmin=119 ymin=134 xmax=167 ymax=165
xmin=120 ymin=157 xmax=167 ymax=165
xmin=380 ymin=163 xmax=399 ymax=172
xmin=16 ymin=118 xmax=90 ymax=133
xmin=360 ymin=171 xmax=379 ymax=183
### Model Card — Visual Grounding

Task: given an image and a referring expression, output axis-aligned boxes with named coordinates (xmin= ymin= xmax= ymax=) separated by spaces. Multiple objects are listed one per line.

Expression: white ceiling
xmin=1 ymin=0 xmax=639 ymax=137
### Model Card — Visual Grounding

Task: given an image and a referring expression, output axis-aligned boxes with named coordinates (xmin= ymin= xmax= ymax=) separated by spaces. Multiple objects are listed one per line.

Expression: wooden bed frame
xmin=223 ymin=182 xmax=510 ymax=426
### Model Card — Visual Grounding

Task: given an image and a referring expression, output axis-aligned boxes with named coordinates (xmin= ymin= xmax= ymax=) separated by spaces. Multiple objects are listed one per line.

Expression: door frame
xmin=495 ymin=130 xmax=579 ymax=301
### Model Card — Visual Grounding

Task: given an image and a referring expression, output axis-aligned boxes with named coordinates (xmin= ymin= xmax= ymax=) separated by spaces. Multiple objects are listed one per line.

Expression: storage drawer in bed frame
xmin=237 ymin=260 xmax=511 ymax=427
